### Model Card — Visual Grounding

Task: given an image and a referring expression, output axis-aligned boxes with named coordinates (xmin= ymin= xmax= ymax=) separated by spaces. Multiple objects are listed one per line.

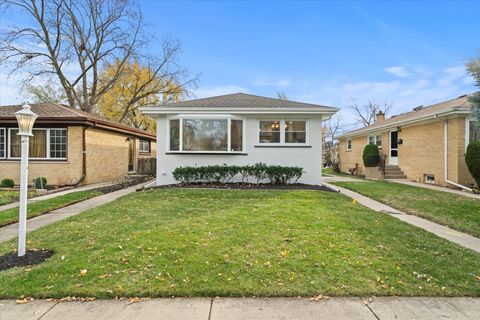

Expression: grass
xmin=0 ymin=188 xmax=478 ymax=299
xmin=0 ymin=190 xmax=35 ymax=206
xmin=0 ymin=190 xmax=103 ymax=227
xmin=333 ymin=180 xmax=480 ymax=238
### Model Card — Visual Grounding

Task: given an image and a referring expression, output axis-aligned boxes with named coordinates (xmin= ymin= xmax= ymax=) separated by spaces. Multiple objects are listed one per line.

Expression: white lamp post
xmin=14 ymin=103 xmax=38 ymax=257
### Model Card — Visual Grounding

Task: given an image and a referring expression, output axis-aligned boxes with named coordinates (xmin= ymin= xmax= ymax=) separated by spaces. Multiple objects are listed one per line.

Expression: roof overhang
xmin=338 ymin=107 xmax=471 ymax=139
xmin=140 ymin=106 xmax=339 ymax=116
xmin=0 ymin=117 xmax=156 ymax=140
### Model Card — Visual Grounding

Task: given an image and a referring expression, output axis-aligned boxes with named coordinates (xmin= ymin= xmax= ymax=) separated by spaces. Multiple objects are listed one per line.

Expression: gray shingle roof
xmin=154 ymin=93 xmax=339 ymax=110
xmin=340 ymin=95 xmax=472 ymax=138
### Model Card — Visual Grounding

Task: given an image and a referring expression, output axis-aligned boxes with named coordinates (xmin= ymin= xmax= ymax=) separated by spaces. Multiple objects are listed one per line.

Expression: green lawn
xmin=0 ymin=190 xmax=103 ymax=227
xmin=0 ymin=188 xmax=478 ymax=298
xmin=333 ymin=181 xmax=480 ymax=238
xmin=0 ymin=190 xmax=35 ymax=206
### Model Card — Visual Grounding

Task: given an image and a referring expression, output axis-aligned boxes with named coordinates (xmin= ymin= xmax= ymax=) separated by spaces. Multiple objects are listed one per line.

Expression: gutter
xmin=61 ymin=124 xmax=92 ymax=187
xmin=339 ymin=107 xmax=470 ymax=139
xmin=444 ymin=120 xmax=473 ymax=192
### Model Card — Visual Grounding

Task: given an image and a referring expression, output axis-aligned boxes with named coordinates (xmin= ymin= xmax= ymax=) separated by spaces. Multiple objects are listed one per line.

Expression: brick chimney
xmin=375 ymin=111 xmax=385 ymax=123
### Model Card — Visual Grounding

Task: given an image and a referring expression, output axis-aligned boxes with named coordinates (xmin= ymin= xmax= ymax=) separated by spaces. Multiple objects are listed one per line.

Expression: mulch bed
xmin=0 ymin=249 xmax=53 ymax=271
xmin=151 ymin=182 xmax=334 ymax=192
xmin=97 ymin=176 xmax=152 ymax=194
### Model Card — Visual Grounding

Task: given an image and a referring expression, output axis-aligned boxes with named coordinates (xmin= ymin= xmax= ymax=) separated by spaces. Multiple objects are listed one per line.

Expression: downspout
xmin=444 ymin=120 xmax=473 ymax=192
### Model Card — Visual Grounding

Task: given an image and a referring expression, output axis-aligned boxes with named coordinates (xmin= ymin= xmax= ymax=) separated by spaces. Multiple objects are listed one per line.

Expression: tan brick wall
xmin=339 ymin=116 xmax=474 ymax=187
xmin=84 ymin=128 xmax=130 ymax=184
xmin=0 ymin=126 xmax=83 ymax=185
xmin=338 ymin=132 xmax=389 ymax=175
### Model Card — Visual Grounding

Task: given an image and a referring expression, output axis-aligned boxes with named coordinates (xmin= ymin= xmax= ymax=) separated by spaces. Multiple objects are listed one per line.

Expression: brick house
xmin=338 ymin=95 xmax=478 ymax=188
xmin=0 ymin=103 xmax=156 ymax=186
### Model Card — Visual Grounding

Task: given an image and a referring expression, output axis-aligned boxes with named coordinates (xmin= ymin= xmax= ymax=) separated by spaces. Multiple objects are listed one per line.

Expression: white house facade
xmin=141 ymin=93 xmax=339 ymax=186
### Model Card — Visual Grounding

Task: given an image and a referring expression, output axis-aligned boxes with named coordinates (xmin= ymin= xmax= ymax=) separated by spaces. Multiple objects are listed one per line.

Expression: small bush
xmin=32 ymin=177 xmax=47 ymax=189
xmin=465 ymin=141 xmax=480 ymax=187
xmin=172 ymin=163 xmax=304 ymax=185
xmin=0 ymin=178 xmax=15 ymax=188
xmin=363 ymin=144 xmax=380 ymax=167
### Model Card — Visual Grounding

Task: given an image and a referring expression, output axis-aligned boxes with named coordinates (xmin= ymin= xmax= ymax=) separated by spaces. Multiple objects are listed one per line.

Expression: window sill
xmin=0 ymin=159 xmax=69 ymax=163
xmin=254 ymin=144 xmax=312 ymax=148
xmin=165 ymin=152 xmax=248 ymax=155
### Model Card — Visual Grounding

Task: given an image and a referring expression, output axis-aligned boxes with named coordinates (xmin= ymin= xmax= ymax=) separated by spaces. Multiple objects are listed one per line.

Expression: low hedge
xmin=465 ymin=141 xmax=480 ymax=188
xmin=172 ymin=163 xmax=304 ymax=185
xmin=0 ymin=178 xmax=15 ymax=188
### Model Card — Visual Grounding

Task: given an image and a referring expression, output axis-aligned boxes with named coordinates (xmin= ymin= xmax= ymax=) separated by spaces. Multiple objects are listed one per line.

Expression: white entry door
xmin=389 ymin=130 xmax=398 ymax=165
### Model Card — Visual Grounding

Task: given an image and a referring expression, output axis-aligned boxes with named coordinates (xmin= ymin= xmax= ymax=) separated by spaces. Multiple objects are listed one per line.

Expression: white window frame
xmin=466 ymin=117 xmax=479 ymax=151
xmin=346 ymin=139 xmax=352 ymax=151
xmin=367 ymin=134 xmax=383 ymax=149
xmin=257 ymin=119 xmax=309 ymax=146
xmin=166 ymin=115 xmax=246 ymax=153
xmin=139 ymin=139 xmax=151 ymax=153
xmin=0 ymin=128 xmax=5 ymax=159
xmin=7 ymin=128 xmax=67 ymax=160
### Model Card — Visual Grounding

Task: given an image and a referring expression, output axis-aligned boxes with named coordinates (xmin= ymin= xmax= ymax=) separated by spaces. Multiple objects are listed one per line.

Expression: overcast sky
xmin=1 ymin=0 xmax=479 ymax=129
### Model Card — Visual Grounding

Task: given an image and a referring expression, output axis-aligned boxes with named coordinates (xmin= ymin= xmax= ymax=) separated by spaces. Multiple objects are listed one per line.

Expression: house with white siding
xmin=141 ymin=93 xmax=339 ymax=186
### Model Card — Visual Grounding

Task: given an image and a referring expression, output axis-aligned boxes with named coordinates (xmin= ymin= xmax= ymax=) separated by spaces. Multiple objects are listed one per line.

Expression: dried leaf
xmin=79 ymin=269 xmax=88 ymax=276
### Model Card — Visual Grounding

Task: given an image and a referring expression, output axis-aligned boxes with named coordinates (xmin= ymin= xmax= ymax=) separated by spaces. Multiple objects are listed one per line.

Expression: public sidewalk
xmin=323 ymin=181 xmax=480 ymax=253
xmin=0 ymin=181 xmax=152 ymax=243
xmin=0 ymin=181 xmax=116 ymax=212
xmin=1 ymin=297 xmax=479 ymax=320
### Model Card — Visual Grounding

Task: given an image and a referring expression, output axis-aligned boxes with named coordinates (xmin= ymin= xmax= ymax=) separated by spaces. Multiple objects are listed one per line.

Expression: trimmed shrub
xmin=172 ymin=163 xmax=304 ymax=185
xmin=465 ymin=141 xmax=480 ymax=187
xmin=363 ymin=144 xmax=380 ymax=167
xmin=32 ymin=177 xmax=47 ymax=189
xmin=0 ymin=178 xmax=15 ymax=188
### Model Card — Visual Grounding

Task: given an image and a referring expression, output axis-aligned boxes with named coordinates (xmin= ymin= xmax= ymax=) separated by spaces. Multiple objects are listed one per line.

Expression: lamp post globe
xmin=14 ymin=103 xmax=38 ymax=257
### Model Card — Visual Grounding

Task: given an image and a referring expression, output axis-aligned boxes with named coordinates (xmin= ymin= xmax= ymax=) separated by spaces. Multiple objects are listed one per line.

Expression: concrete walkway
xmin=323 ymin=182 xmax=480 ymax=253
xmin=1 ymin=297 xmax=479 ymax=320
xmin=0 ymin=181 xmax=117 ymax=212
xmin=388 ymin=178 xmax=480 ymax=200
xmin=0 ymin=181 xmax=152 ymax=243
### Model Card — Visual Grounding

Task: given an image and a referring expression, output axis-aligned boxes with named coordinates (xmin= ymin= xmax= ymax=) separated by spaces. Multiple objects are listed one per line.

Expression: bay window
xmin=8 ymin=128 xmax=67 ymax=159
xmin=169 ymin=117 xmax=244 ymax=152
xmin=258 ymin=120 xmax=307 ymax=144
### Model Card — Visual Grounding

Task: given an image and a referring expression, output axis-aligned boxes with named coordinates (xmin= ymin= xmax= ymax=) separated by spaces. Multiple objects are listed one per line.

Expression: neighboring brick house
xmin=338 ymin=95 xmax=478 ymax=188
xmin=0 ymin=103 xmax=156 ymax=186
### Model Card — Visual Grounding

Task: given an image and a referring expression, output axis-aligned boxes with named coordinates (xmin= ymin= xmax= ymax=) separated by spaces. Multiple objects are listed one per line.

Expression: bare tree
xmin=322 ymin=115 xmax=343 ymax=172
xmin=276 ymin=91 xmax=288 ymax=100
xmin=348 ymin=99 xmax=393 ymax=127
xmin=0 ymin=0 xmax=193 ymax=113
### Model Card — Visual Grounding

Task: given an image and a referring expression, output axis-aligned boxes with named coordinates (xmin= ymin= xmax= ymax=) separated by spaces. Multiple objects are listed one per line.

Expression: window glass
xmin=183 ymin=119 xmax=228 ymax=151
xmin=139 ymin=140 xmax=150 ymax=153
xmin=376 ymin=135 xmax=382 ymax=147
xmin=49 ymin=129 xmax=67 ymax=158
xmin=259 ymin=121 xmax=280 ymax=143
xmin=10 ymin=129 xmax=47 ymax=158
xmin=285 ymin=121 xmax=306 ymax=143
xmin=368 ymin=136 xmax=375 ymax=145
xmin=170 ymin=119 xmax=180 ymax=151
xmin=347 ymin=139 xmax=352 ymax=150
xmin=0 ymin=128 xmax=4 ymax=158
xmin=231 ymin=120 xmax=243 ymax=151
xmin=470 ymin=121 xmax=479 ymax=143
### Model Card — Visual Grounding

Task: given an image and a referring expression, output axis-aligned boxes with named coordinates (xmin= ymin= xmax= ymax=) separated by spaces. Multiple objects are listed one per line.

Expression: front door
xmin=128 ymin=138 xmax=135 ymax=172
xmin=389 ymin=130 xmax=398 ymax=166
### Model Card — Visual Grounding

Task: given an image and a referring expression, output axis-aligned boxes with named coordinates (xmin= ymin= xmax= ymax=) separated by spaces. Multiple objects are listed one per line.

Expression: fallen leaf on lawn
xmin=128 ymin=297 xmax=144 ymax=304
xmin=474 ymin=275 xmax=480 ymax=281
xmin=60 ymin=255 xmax=65 ymax=261
xmin=79 ymin=269 xmax=88 ymax=276
xmin=98 ymin=274 xmax=112 ymax=279
xmin=352 ymin=199 xmax=357 ymax=204
xmin=280 ymin=249 xmax=288 ymax=257
xmin=310 ymin=295 xmax=329 ymax=302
